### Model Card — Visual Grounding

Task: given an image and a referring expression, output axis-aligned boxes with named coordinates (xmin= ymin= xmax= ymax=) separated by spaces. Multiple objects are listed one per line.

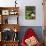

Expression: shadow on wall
xmin=18 ymin=26 xmax=44 ymax=44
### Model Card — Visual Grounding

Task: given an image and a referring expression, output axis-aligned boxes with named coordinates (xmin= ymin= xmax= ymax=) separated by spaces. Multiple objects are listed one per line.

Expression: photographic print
xmin=25 ymin=6 xmax=36 ymax=19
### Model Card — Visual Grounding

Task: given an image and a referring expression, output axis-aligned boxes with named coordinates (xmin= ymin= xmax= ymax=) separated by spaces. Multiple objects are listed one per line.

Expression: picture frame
xmin=2 ymin=10 xmax=9 ymax=15
xmin=25 ymin=6 xmax=36 ymax=19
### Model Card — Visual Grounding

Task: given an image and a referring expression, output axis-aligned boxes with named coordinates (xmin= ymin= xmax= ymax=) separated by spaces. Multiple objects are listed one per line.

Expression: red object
xmin=21 ymin=28 xmax=41 ymax=46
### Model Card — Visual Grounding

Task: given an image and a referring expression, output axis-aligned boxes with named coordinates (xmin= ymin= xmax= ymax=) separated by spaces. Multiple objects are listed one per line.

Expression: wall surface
xmin=18 ymin=0 xmax=44 ymax=26
xmin=0 ymin=0 xmax=44 ymax=26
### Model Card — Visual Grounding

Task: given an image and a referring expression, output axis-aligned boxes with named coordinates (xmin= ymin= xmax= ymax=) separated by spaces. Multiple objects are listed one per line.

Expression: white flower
xmin=31 ymin=13 xmax=35 ymax=17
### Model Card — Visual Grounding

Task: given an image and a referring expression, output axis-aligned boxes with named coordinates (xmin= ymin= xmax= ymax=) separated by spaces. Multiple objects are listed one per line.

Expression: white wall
xmin=0 ymin=0 xmax=44 ymax=26
xmin=18 ymin=0 xmax=44 ymax=26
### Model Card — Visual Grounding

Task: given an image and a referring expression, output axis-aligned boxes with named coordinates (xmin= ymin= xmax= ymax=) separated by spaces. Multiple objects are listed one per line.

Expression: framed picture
xmin=25 ymin=6 xmax=36 ymax=19
xmin=2 ymin=10 xmax=9 ymax=15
